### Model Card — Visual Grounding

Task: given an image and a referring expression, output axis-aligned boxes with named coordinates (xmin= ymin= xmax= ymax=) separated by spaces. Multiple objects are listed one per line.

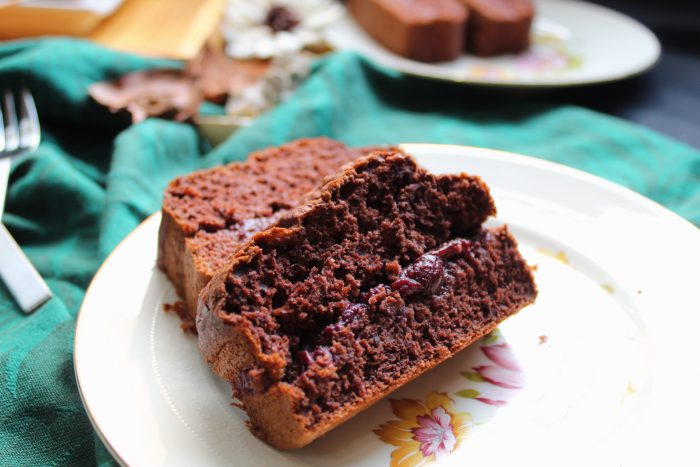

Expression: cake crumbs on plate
xmin=536 ymin=247 xmax=570 ymax=265
xmin=163 ymin=301 xmax=196 ymax=334
xmin=538 ymin=334 xmax=548 ymax=345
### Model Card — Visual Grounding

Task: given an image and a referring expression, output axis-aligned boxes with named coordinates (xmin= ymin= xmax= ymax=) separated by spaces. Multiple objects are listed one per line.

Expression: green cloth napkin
xmin=0 ymin=38 xmax=698 ymax=466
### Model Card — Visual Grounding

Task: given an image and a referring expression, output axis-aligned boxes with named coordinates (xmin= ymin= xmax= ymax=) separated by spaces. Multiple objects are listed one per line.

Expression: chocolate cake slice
xmin=197 ymin=150 xmax=537 ymax=449
xmin=348 ymin=0 xmax=468 ymax=62
xmin=460 ymin=0 xmax=535 ymax=56
xmin=158 ymin=138 xmax=385 ymax=326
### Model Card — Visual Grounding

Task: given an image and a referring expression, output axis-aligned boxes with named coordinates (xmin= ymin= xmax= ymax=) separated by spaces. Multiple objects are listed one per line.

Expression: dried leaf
xmin=187 ymin=44 xmax=270 ymax=104
xmin=88 ymin=69 xmax=202 ymax=124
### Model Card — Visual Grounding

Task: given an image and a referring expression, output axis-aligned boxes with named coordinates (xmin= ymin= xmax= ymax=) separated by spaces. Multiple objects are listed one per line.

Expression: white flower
xmin=226 ymin=53 xmax=313 ymax=117
xmin=222 ymin=0 xmax=343 ymax=59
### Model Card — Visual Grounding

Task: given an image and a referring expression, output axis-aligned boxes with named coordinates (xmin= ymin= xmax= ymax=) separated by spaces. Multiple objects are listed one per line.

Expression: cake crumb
xmin=164 ymin=301 xmax=197 ymax=334
xmin=538 ymin=335 xmax=548 ymax=345
xmin=537 ymin=247 xmax=570 ymax=265
xmin=231 ymin=400 xmax=245 ymax=410
xmin=622 ymin=382 xmax=636 ymax=402
xmin=601 ymin=283 xmax=615 ymax=294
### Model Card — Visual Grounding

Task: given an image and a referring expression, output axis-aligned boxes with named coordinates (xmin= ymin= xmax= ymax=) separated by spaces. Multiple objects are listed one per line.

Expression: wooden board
xmin=0 ymin=3 xmax=108 ymax=39
xmin=88 ymin=0 xmax=226 ymax=59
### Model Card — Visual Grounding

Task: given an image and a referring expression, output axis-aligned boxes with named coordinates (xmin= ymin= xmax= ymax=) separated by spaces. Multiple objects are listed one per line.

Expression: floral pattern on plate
xmin=464 ymin=28 xmax=582 ymax=81
xmin=374 ymin=329 xmax=527 ymax=465
xmin=457 ymin=331 xmax=525 ymax=406
xmin=374 ymin=392 xmax=472 ymax=467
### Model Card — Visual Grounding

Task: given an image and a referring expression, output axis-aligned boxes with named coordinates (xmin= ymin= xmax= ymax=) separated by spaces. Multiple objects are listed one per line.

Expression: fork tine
xmin=2 ymin=91 xmax=19 ymax=154
xmin=18 ymin=88 xmax=40 ymax=151
xmin=0 ymin=98 xmax=4 ymax=153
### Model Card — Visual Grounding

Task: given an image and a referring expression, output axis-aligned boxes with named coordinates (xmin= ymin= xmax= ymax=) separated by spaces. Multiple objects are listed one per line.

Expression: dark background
xmin=561 ymin=0 xmax=700 ymax=148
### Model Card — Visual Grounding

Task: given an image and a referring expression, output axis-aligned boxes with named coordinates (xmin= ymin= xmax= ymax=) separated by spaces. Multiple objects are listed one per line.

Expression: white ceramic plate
xmin=75 ymin=144 xmax=700 ymax=466
xmin=326 ymin=0 xmax=660 ymax=87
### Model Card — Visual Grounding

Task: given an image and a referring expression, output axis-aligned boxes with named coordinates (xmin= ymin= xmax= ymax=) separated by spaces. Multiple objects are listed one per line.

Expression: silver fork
xmin=0 ymin=89 xmax=52 ymax=313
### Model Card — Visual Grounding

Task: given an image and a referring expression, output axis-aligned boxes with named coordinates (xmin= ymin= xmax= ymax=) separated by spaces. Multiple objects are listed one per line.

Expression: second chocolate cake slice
xmin=158 ymin=138 xmax=383 ymax=326
xmin=348 ymin=0 xmax=468 ymax=62
xmin=461 ymin=0 xmax=535 ymax=56
xmin=197 ymin=150 xmax=537 ymax=449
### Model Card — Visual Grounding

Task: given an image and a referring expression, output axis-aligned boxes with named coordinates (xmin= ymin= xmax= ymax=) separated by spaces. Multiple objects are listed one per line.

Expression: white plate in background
xmin=327 ymin=0 xmax=660 ymax=87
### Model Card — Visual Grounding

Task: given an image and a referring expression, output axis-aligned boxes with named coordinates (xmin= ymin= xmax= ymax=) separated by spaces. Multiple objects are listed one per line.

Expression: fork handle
xmin=0 ymin=223 xmax=52 ymax=313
